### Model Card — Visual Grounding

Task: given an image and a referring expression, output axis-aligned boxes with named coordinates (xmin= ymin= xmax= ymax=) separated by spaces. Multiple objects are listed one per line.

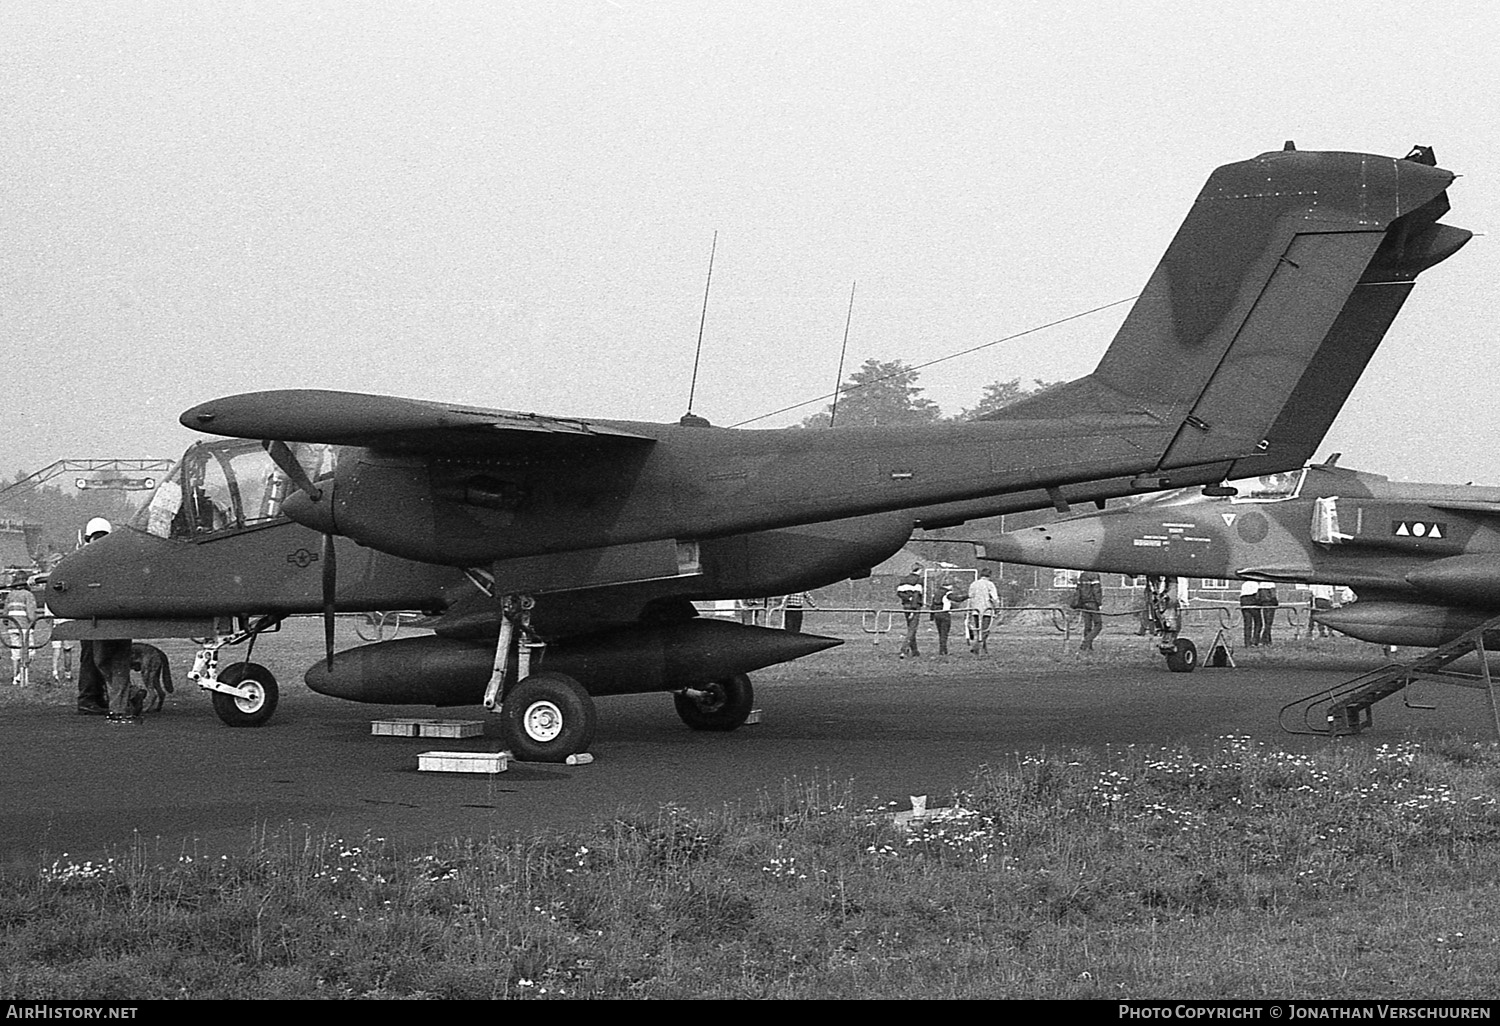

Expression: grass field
xmin=4 ymin=619 xmax=1500 ymax=998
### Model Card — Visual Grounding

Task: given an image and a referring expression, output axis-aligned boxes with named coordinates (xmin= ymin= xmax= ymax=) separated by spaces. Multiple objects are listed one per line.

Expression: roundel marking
xmin=1235 ymin=510 xmax=1269 ymax=544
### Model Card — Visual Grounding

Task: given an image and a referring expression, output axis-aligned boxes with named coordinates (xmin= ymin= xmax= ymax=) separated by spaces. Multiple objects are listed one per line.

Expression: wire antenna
xmin=732 ymin=293 xmax=1137 ymax=427
xmin=684 ymin=231 xmax=717 ymax=418
xmin=827 ymin=281 xmax=856 ymax=428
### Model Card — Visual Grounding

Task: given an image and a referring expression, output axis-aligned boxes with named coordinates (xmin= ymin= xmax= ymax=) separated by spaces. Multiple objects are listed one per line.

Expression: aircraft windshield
xmin=1228 ymin=468 xmax=1306 ymax=504
xmin=132 ymin=441 xmax=336 ymax=539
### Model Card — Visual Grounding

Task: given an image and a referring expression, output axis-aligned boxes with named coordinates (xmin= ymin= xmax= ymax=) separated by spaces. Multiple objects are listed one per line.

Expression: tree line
xmin=797 ymin=359 xmax=1060 ymax=429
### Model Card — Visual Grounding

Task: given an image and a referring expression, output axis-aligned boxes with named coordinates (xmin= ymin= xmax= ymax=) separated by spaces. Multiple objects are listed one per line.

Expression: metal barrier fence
xmin=732 ymin=599 xmax=1319 ymax=648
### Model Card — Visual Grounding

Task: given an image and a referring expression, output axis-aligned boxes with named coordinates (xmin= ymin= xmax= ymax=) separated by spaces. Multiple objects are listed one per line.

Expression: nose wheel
xmin=1163 ymin=638 xmax=1198 ymax=673
xmin=208 ymin=661 xmax=280 ymax=727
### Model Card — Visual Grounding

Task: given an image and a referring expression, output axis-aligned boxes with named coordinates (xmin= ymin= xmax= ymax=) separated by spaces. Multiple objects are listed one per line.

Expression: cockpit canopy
xmin=1135 ymin=467 xmax=1308 ymax=510
xmin=1228 ymin=468 xmax=1306 ymax=504
xmin=132 ymin=440 xmax=336 ymax=540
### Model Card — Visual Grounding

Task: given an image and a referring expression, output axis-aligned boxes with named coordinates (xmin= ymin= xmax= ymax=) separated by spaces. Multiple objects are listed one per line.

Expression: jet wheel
xmin=210 ymin=661 xmax=280 ymax=727
xmin=502 ymin=672 xmax=596 ymax=763
xmin=674 ymin=672 xmax=754 ymax=731
xmin=1165 ymin=639 xmax=1198 ymax=673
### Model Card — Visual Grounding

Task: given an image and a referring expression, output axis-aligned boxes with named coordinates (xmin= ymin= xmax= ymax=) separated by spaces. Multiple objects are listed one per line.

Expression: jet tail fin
xmin=988 ymin=147 xmax=1469 ymax=485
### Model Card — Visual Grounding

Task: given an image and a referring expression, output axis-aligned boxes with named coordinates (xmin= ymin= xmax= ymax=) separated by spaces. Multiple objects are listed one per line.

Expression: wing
xmin=180 ymin=389 xmax=656 ymax=456
xmin=1233 ymin=566 xmax=1319 ymax=582
xmin=1425 ymin=500 xmax=1500 ymax=517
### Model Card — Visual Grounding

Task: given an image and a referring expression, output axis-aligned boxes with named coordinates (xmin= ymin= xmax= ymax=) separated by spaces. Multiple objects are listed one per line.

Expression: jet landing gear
xmin=1163 ymin=638 xmax=1198 ymax=673
xmin=1144 ymin=576 xmax=1197 ymax=673
xmin=674 ymin=673 xmax=755 ymax=731
xmin=188 ymin=616 xmax=283 ymax=727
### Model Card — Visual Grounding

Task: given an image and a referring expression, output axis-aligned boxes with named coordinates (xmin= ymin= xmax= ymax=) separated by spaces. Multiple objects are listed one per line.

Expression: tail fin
xmin=990 ymin=147 xmax=1468 ymax=484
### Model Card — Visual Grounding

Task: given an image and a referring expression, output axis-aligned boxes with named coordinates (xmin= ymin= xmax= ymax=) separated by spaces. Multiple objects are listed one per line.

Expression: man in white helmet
xmin=75 ymin=519 xmax=137 ymax=721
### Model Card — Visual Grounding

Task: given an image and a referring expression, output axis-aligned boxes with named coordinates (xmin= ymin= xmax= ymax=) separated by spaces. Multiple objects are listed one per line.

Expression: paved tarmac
xmin=3 ymin=633 xmax=1494 ymax=876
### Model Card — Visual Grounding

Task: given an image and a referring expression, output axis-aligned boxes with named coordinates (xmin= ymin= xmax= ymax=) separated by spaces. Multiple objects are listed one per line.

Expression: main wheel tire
xmin=502 ymin=672 xmax=597 ymax=763
xmin=1165 ymin=638 xmax=1198 ymax=673
xmin=210 ymin=661 xmax=280 ymax=727
xmin=673 ymin=672 xmax=754 ymax=731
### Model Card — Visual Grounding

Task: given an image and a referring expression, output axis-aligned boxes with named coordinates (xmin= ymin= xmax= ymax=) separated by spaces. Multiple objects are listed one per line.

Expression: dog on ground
xmin=129 ymin=643 xmax=174 ymax=713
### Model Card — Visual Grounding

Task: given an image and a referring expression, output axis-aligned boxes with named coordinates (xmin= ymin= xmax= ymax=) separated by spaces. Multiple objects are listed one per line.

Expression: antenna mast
xmin=827 ymin=281 xmax=856 ymax=428
xmin=684 ymin=231 xmax=717 ymax=420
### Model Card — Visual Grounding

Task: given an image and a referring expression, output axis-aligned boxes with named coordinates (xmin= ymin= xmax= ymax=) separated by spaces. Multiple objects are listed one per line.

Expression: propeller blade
xmin=322 ymin=532 xmax=336 ymax=670
xmin=264 ymin=440 xmax=323 ymax=501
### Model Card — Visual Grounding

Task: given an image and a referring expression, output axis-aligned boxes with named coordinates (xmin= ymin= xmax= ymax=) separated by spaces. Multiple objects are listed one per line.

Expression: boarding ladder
xmin=1278 ymin=612 xmax=1500 ymax=738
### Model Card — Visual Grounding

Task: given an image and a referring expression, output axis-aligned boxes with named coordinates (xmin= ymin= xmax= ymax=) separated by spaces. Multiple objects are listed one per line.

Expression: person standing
xmin=74 ymin=518 xmax=137 ymax=721
xmin=4 ymin=571 xmax=38 ymax=686
xmin=46 ymin=592 xmax=75 ymax=685
xmin=782 ymin=591 xmax=814 ymax=634
xmin=1309 ymin=584 xmax=1335 ymax=637
xmin=738 ymin=597 xmax=765 ymax=626
xmin=1239 ymin=579 xmax=1262 ymax=648
xmin=1075 ymin=570 xmax=1104 ymax=651
xmin=896 ymin=564 xmax=925 ymax=658
xmin=967 ymin=568 xmax=1001 ymax=654
xmin=1258 ymin=581 xmax=1279 ymax=646
xmin=929 ymin=575 xmax=955 ymax=656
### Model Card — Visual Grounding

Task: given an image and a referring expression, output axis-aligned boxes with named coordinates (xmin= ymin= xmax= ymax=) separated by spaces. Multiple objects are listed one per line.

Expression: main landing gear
xmin=189 ymin=616 xmax=284 ymax=727
xmin=501 ymin=670 xmax=597 ymax=763
xmin=474 ymin=580 xmax=597 ymax=764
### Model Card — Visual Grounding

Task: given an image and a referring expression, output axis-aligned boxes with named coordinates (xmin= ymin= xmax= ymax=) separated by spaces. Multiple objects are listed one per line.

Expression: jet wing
xmin=1424 ymin=500 xmax=1500 ymax=518
xmin=1233 ymin=567 xmax=1319 ymax=582
xmin=181 ymin=389 xmax=656 ymax=456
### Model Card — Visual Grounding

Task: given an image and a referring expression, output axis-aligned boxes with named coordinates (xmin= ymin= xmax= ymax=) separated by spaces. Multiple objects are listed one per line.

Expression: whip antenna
xmin=827 ymin=281 xmax=856 ymax=428
xmin=684 ymin=231 xmax=717 ymax=421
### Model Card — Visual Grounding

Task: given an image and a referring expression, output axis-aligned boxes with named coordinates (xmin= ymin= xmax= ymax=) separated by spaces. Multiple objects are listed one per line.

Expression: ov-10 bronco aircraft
xmin=48 ymin=143 xmax=1468 ymax=761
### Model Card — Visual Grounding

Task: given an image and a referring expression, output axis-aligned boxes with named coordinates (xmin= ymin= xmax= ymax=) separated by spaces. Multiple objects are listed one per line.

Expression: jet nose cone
xmin=975 ymin=525 xmax=1085 ymax=568
xmin=282 ymin=485 xmax=337 ymax=535
xmin=974 ymin=531 xmax=1040 ymax=565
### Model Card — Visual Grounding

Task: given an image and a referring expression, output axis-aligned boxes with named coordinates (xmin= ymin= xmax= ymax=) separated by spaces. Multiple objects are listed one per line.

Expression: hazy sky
xmin=3 ymin=1 xmax=1497 ymax=487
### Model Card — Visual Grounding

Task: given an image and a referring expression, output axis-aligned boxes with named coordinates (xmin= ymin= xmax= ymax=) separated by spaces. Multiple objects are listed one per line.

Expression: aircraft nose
xmin=45 ymin=539 xmax=111 ymax=617
xmin=282 ymin=484 xmax=337 ymax=535
xmin=975 ymin=526 xmax=1057 ymax=566
xmin=976 ymin=522 xmax=1101 ymax=570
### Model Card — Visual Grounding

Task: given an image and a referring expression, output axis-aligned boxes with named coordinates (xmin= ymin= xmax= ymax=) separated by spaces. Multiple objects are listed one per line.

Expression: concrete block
xmin=371 ymin=719 xmax=424 ymax=737
xmin=416 ymin=719 xmax=485 ymax=739
xmin=418 ymin=750 xmax=510 ymax=774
